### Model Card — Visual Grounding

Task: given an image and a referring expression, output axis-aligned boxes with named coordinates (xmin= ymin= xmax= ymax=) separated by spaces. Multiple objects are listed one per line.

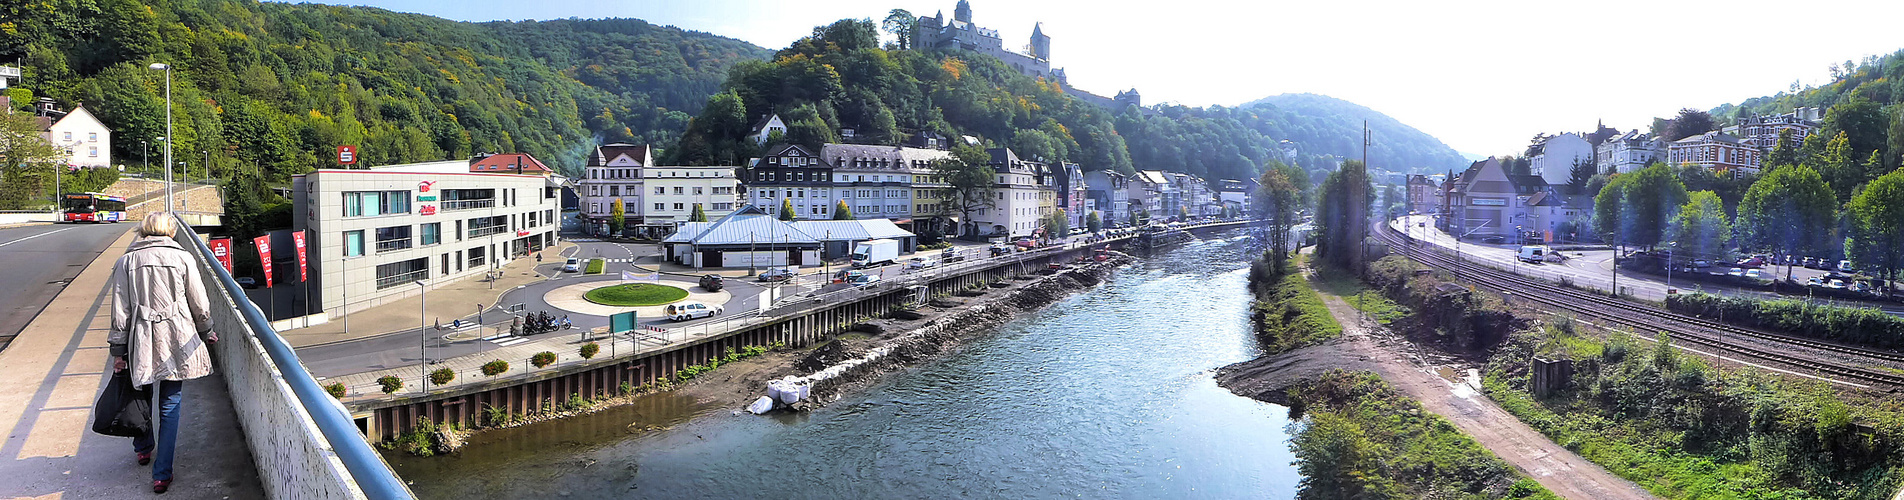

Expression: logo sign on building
xmin=516 ymin=230 xmax=531 ymax=237
xmin=1471 ymin=198 xmax=1508 ymax=207
xmin=416 ymin=195 xmax=437 ymax=202
xmin=336 ymin=145 xmax=358 ymax=165
xmin=418 ymin=205 xmax=437 ymax=216
xmin=254 ymin=235 xmax=274 ymax=288
xmin=292 ymin=231 xmax=309 ymax=282
xmin=207 ymin=238 xmax=234 ymax=272
xmin=417 ymin=180 xmax=436 ymax=193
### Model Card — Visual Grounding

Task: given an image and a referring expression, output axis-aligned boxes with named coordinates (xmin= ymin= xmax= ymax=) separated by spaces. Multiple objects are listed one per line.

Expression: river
xmin=388 ymin=231 xmax=1301 ymax=498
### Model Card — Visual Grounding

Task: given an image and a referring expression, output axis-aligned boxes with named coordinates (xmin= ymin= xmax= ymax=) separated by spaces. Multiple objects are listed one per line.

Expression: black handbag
xmin=91 ymin=363 xmax=153 ymax=438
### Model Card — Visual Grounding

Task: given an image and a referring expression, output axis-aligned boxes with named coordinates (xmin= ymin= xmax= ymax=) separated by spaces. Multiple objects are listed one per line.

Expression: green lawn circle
xmin=583 ymin=283 xmax=690 ymax=306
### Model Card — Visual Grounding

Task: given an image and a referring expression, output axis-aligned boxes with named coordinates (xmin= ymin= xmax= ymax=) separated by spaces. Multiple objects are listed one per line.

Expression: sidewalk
xmin=0 ymin=227 xmax=263 ymax=499
xmin=281 ymin=241 xmax=578 ymax=348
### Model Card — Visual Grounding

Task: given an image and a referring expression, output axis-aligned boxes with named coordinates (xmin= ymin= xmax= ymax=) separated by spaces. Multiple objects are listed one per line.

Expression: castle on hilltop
xmin=913 ymin=0 xmax=1060 ymax=82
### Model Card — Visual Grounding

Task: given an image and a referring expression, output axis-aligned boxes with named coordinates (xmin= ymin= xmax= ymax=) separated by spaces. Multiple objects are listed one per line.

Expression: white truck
xmin=851 ymin=239 xmax=900 ymax=268
xmin=1517 ymin=245 xmax=1552 ymax=264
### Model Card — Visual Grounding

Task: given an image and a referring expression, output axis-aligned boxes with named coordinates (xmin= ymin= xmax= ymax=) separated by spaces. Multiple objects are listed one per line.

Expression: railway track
xmin=1375 ymin=224 xmax=1904 ymax=388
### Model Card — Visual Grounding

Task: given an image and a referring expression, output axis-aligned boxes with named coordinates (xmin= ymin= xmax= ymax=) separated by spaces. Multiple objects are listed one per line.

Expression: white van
xmin=1517 ymin=245 xmax=1551 ymax=264
xmin=665 ymin=302 xmax=722 ymax=321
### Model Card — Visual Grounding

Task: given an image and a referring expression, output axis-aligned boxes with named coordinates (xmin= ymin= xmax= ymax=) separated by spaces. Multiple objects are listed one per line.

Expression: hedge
xmin=1666 ymin=292 xmax=1904 ymax=349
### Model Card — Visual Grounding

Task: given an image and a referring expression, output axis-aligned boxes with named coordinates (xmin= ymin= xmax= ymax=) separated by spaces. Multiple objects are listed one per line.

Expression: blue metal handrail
xmin=174 ymin=216 xmax=414 ymax=500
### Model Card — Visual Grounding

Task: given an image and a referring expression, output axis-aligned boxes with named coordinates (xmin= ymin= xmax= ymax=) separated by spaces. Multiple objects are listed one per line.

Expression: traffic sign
xmin=610 ymin=311 xmax=638 ymax=335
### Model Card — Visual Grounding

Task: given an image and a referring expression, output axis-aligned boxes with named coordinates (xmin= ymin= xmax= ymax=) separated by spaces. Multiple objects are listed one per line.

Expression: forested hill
xmin=1240 ymin=93 xmax=1470 ymax=174
xmin=0 ymin=0 xmax=769 ymax=182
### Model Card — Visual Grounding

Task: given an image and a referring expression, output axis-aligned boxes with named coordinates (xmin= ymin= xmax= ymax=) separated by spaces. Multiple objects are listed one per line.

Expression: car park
xmin=562 ymin=258 xmax=581 ymax=272
xmin=664 ymin=302 xmax=721 ymax=321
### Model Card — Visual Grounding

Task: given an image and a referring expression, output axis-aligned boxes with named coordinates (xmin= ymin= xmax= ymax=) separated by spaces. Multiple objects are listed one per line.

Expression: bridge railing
xmin=172 ymin=215 xmax=414 ymax=500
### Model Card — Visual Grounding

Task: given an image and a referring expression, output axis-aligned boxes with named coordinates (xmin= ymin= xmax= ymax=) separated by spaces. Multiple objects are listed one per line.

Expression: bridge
xmin=0 ymin=215 xmax=1248 ymax=499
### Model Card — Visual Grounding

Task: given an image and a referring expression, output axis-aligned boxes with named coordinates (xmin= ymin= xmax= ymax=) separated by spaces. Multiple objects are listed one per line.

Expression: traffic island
xmin=584 ymin=283 xmax=690 ymax=306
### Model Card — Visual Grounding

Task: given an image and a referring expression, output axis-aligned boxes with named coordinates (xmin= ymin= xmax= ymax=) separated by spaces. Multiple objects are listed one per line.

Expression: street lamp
xmin=417 ymin=280 xmax=430 ymax=392
xmin=141 ymin=140 xmax=148 ymax=178
xmin=147 ymin=63 xmax=174 ymax=211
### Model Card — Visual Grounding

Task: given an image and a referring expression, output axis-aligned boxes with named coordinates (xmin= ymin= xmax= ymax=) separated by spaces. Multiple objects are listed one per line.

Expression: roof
xmin=821 ymin=143 xmax=951 ymax=172
xmin=468 ymin=153 xmax=552 ymax=174
xmin=664 ymin=206 xmax=818 ymax=245
xmin=750 ymin=114 xmax=782 ymax=132
xmin=370 ymin=160 xmax=482 ymax=174
xmin=1134 ymin=170 xmax=1171 ymax=184
xmin=789 ymin=219 xmax=914 ymax=241
xmin=1675 ymin=132 xmax=1741 ymax=145
xmin=590 ymin=144 xmax=651 ymax=167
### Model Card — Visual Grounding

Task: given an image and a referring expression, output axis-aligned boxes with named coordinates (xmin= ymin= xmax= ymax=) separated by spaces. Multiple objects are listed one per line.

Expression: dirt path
xmin=1312 ymin=291 xmax=1656 ymax=500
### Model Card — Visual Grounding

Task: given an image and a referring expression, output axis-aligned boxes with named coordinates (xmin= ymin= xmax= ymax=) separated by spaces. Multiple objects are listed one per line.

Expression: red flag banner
xmin=254 ymin=235 xmax=274 ymax=288
xmin=208 ymin=238 xmax=233 ymax=272
xmin=292 ymin=231 xmax=309 ymax=282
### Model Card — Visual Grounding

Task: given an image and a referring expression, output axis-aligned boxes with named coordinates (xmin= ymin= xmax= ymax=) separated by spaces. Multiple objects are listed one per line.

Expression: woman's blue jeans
xmin=131 ymin=380 xmax=184 ymax=481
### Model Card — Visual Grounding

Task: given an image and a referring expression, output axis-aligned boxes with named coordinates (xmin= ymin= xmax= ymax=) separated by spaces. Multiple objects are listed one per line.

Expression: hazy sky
xmin=318 ymin=0 xmax=1904 ymax=157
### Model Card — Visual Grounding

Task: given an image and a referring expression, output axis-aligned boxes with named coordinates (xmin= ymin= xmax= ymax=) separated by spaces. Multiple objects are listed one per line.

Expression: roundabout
xmin=584 ymin=283 xmax=689 ymax=306
xmin=541 ymin=279 xmax=733 ymax=319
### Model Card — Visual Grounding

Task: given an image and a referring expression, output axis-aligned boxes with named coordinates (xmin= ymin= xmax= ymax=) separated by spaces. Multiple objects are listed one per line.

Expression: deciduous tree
xmin=1737 ymin=165 xmax=1836 ymax=280
xmin=931 ymin=144 xmax=995 ymax=237
xmin=1593 ymin=163 xmax=1688 ymax=251
xmin=779 ymin=198 xmax=797 ymax=221
xmin=832 ymin=199 xmax=854 ymax=220
xmin=1669 ymin=191 xmax=1731 ymax=262
xmin=1256 ymin=167 xmax=1302 ymax=276
xmin=1849 ymin=167 xmax=1904 ymax=298
xmin=609 ymin=198 xmax=625 ymax=236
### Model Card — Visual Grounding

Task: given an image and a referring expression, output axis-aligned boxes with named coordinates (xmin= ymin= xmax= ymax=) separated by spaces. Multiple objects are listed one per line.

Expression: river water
xmin=389 ymin=232 xmax=1300 ymax=499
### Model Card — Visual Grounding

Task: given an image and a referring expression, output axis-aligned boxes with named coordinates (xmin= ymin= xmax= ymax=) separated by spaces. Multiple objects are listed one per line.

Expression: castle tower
xmin=1029 ymin=22 xmax=1050 ymax=61
xmin=954 ymin=0 xmax=972 ymax=23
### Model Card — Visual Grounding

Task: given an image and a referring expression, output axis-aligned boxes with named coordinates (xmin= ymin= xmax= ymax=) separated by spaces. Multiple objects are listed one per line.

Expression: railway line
xmin=1375 ymin=223 xmax=1904 ymax=389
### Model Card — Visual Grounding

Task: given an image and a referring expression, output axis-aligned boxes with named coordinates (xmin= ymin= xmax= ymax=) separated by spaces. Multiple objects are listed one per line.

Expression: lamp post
xmin=417 ymin=280 xmax=429 ymax=393
xmin=147 ymin=63 xmax=174 ymax=211
xmin=141 ymin=140 xmax=148 ymax=178
xmin=202 ymin=150 xmax=210 ymax=184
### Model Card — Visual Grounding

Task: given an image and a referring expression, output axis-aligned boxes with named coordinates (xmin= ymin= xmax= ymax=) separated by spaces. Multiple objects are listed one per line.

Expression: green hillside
xmin=0 ymin=0 xmax=769 ymax=182
xmin=1242 ymin=93 xmax=1471 ymax=173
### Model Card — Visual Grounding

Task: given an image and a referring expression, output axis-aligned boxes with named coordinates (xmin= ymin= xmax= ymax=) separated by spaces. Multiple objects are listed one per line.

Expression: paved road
xmin=0 ymin=223 xmax=131 ymax=349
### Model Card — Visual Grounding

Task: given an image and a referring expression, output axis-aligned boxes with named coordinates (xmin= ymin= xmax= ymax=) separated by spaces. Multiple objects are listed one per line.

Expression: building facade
xmin=743 ymin=144 xmax=837 ymax=220
xmin=1405 ymin=174 xmax=1440 ymax=215
xmin=639 ymin=165 xmax=741 ymax=229
xmin=576 ymin=144 xmax=652 ymax=236
xmin=293 ymin=163 xmax=560 ymax=318
xmin=1596 ymin=130 xmax=1665 ymax=174
xmin=967 ymin=148 xmax=1049 ymax=239
xmin=44 ymin=104 xmax=111 ymax=169
xmin=1531 ymin=132 xmax=1594 ymax=187
xmin=1668 ymin=132 xmax=1761 ymax=174
xmin=1439 ymin=157 xmax=1547 ymax=241
xmin=1730 ymin=107 xmax=1821 ymax=150
xmin=1084 ymin=170 xmax=1130 ymax=227
xmin=821 ymin=143 xmax=952 ymax=226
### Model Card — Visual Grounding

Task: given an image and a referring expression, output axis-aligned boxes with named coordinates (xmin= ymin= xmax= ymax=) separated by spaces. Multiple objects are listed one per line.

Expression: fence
xmin=173 ymin=215 xmax=414 ymax=500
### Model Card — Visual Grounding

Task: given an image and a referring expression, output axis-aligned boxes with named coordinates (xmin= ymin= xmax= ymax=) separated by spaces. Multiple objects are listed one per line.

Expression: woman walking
xmin=108 ymin=213 xmax=217 ymax=494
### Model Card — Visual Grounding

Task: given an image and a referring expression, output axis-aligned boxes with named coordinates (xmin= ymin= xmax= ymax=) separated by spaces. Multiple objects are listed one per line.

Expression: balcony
xmin=442 ymin=199 xmax=495 ymax=211
xmin=468 ymin=225 xmax=507 ymax=238
xmin=376 ymin=238 xmax=413 ymax=252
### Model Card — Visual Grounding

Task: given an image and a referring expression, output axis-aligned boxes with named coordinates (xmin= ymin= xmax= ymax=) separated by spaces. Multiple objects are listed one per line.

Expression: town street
xmin=0 ymin=223 xmax=134 ymax=348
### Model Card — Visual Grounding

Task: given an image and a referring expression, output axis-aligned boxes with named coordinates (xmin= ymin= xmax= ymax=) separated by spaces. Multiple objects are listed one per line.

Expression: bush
xmin=531 ymin=351 xmax=557 ymax=368
xmin=1666 ymin=291 xmax=1904 ymax=349
xmin=481 ymin=359 xmax=509 ymax=376
xmin=481 ymin=403 xmax=509 ymax=427
xmin=430 ymin=368 xmax=455 ymax=385
xmin=377 ymin=375 xmax=403 ymax=394
xmin=619 ymin=381 xmax=635 ymax=395
xmin=566 ymin=392 xmax=588 ymax=410
xmin=1250 ymin=262 xmax=1342 ymax=354
xmin=580 ymin=342 xmax=600 ymax=359
xmin=324 ymin=382 xmax=345 ymax=398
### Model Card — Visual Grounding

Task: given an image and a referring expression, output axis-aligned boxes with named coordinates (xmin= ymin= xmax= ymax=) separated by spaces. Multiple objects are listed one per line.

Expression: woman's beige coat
xmin=108 ymin=236 xmax=215 ymax=387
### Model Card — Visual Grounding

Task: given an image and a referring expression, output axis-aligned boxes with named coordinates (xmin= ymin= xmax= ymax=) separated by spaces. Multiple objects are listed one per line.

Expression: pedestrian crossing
xmin=488 ymin=336 xmax=533 ymax=347
xmin=589 ymin=258 xmax=638 ymax=263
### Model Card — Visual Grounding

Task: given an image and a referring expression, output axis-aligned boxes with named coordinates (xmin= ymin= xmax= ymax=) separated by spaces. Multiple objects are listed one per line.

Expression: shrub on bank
xmin=1666 ymin=291 xmax=1904 ymax=350
xmin=1362 ymin=255 xmax=1518 ymax=350
xmin=580 ymin=342 xmax=600 ymax=359
xmin=325 ymin=383 xmax=345 ymax=399
xmin=1249 ymin=258 xmax=1341 ymax=354
xmin=430 ymin=368 xmax=454 ymax=385
xmin=378 ymin=375 xmax=403 ymax=394
xmin=531 ymin=351 xmax=557 ymax=368
xmin=1286 ymin=370 xmax=1559 ymax=500
xmin=481 ymin=359 xmax=509 ymax=376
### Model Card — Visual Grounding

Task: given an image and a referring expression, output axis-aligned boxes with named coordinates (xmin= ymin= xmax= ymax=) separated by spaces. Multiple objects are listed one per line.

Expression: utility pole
xmin=147 ymin=63 xmax=173 ymax=211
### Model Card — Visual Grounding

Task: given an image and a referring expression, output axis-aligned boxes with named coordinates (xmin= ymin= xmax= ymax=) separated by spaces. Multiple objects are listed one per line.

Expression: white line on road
xmin=0 ymin=226 xmax=79 ymax=249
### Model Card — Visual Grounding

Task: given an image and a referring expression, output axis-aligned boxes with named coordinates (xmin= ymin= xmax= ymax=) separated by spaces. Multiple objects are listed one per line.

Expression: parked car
xmin=849 ymin=274 xmax=882 ymax=286
xmin=698 ymin=274 xmax=724 ymax=292
xmin=1481 ymin=235 xmax=1506 ymax=244
xmin=758 ymin=268 xmax=795 ymax=282
xmin=664 ymin=302 xmax=721 ymax=321
xmin=1827 ymin=279 xmax=1848 ymax=289
xmin=941 ymin=247 xmax=963 ymax=263
xmin=990 ymin=243 xmax=1011 ymax=257
xmin=1743 ymin=269 xmax=1764 ymax=280
xmin=1726 ymin=267 xmax=1747 ymax=277
xmin=1735 ymin=256 xmax=1764 ymax=268
xmin=1838 ymin=260 xmax=1858 ymax=274
xmin=1807 ymin=276 xmax=1826 ymax=287
xmin=1692 ymin=259 xmax=1712 ymax=268
xmin=236 ymin=277 xmax=258 ymax=289
xmin=1015 ymin=238 xmax=1036 ymax=248
xmin=1806 ymin=257 xmax=1832 ymax=270
xmin=562 ymin=258 xmax=581 ymax=272
xmin=905 ymin=257 xmax=940 ymax=270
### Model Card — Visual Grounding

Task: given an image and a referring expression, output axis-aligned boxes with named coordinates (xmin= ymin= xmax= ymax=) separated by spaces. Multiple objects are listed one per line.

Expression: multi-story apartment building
xmin=1531 ymin=132 xmax=1594 ymax=187
xmin=1668 ymin=132 xmax=1762 ymax=174
xmin=743 ymin=144 xmax=837 ymax=220
xmin=293 ymin=161 xmax=560 ymax=318
xmin=638 ymin=165 xmax=740 ymax=233
xmin=1405 ymin=174 xmax=1440 ymax=215
xmin=1438 ymin=157 xmax=1548 ymax=241
xmin=1730 ymin=107 xmax=1821 ymax=150
xmin=1595 ymin=130 xmax=1665 ymax=174
xmin=968 ymin=148 xmax=1050 ymax=239
xmin=821 ymin=143 xmax=952 ymax=225
xmin=1131 ymin=171 xmax=1174 ymax=221
xmin=1084 ymin=170 xmax=1130 ymax=226
xmin=576 ymin=144 xmax=652 ymax=236
xmin=1218 ymin=178 xmax=1250 ymax=215
xmin=1054 ymin=162 xmax=1086 ymax=229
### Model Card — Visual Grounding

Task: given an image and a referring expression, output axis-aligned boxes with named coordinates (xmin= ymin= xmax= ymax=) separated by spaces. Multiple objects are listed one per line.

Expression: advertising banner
xmin=208 ymin=238 xmax=233 ymax=272
xmin=292 ymin=231 xmax=309 ymax=282
xmin=254 ymin=235 xmax=274 ymax=288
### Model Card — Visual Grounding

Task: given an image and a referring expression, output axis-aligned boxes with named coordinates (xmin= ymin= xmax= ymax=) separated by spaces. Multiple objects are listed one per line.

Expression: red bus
xmin=61 ymin=192 xmax=127 ymax=223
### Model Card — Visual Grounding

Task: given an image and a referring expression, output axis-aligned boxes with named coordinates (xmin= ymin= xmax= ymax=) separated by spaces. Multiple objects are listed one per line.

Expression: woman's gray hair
xmin=139 ymin=212 xmax=177 ymax=237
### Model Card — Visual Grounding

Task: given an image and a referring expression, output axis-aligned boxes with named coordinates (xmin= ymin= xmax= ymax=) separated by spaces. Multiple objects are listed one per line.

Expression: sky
xmin=316 ymin=0 xmax=1904 ymax=157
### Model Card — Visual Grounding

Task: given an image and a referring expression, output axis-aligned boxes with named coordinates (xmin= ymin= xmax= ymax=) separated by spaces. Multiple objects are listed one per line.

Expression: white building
xmin=821 ymin=143 xmax=952 ymax=224
xmin=44 ymin=104 xmax=111 ymax=169
xmin=1531 ymin=132 xmax=1594 ymax=187
xmin=1595 ymin=130 xmax=1665 ymax=174
xmin=1084 ymin=170 xmax=1130 ymax=227
xmin=968 ymin=148 xmax=1048 ymax=239
xmin=639 ymin=165 xmax=741 ymax=229
xmin=743 ymin=144 xmax=836 ymax=220
xmin=293 ymin=161 xmax=560 ymax=318
xmin=576 ymin=144 xmax=652 ymax=236
xmin=749 ymin=114 xmax=786 ymax=146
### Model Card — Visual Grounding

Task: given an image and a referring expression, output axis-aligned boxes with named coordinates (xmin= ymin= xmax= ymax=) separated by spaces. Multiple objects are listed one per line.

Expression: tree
xmin=609 ymin=198 xmax=626 ymax=236
xmin=1848 ymin=167 xmax=1904 ymax=298
xmin=1820 ymin=131 xmax=1861 ymax=201
xmin=931 ymin=144 xmax=996 ymax=238
xmin=1820 ymin=96 xmax=1885 ymax=164
xmin=1044 ymin=209 xmax=1070 ymax=239
xmin=1313 ymin=160 xmax=1370 ymax=271
xmin=1663 ymin=108 xmax=1714 ymax=142
xmin=880 ymin=9 xmax=915 ymax=50
xmin=1737 ymin=165 xmax=1836 ymax=280
xmin=1086 ymin=211 xmax=1102 ymax=233
xmin=1593 ymin=163 xmax=1689 ymax=251
xmin=1669 ymin=191 xmax=1731 ymax=263
xmin=1765 ymin=128 xmax=1799 ymax=170
xmin=1256 ymin=167 xmax=1302 ymax=276
xmin=689 ymin=203 xmax=707 ymax=222
xmin=1567 ymin=157 xmax=1596 ymax=195
xmin=832 ymin=199 xmax=854 ymax=220
xmin=0 ymin=113 xmax=66 ymax=210
xmin=779 ymin=198 xmax=797 ymax=221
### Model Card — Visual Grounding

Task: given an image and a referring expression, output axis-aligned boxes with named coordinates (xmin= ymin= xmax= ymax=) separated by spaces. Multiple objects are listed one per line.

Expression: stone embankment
xmin=765 ymin=252 xmax=1135 ymax=410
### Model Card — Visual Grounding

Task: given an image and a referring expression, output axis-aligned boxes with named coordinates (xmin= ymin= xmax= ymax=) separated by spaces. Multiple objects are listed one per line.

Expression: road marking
xmin=490 ymin=337 xmax=531 ymax=347
xmin=0 ymin=226 xmax=78 ymax=249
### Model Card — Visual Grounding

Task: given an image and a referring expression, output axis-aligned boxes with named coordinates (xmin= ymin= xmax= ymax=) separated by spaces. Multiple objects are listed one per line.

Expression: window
xmin=375 ymin=225 xmax=413 ymax=252
xmin=713 ymin=203 xmax=733 ymax=210
xmin=609 ymin=186 xmax=620 ymax=196
xmin=714 ymin=186 xmax=734 ymax=195
xmin=673 ymin=187 xmax=684 ymax=195
xmin=374 ymin=258 xmax=429 ymax=290
xmin=467 ymin=216 xmax=507 ymax=238
xmin=344 ymin=191 xmax=411 ymax=217
xmin=673 ymin=203 xmax=684 ymax=210
xmin=343 ymin=230 xmax=364 ymax=257
xmin=654 ymin=187 xmax=665 ymax=195
xmin=693 ymin=187 xmax=704 ymax=195
xmin=88 ymin=146 xmax=98 ymax=157
xmin=63 ymin=132 xmax=71 ymax=141
xmin=654 ymin=203 xmax=665 ymax=211
xmin=466 ymin=247 xmax=486 ymax=268
xmin=87 ymin=132 xmax=97 ymax=142
xmin=441 ymin=254 xmax=451 ymax=276
xmin=442 ymin=189 xmax=495 ymax=211
xmin=421 ymin=223 xmax=441 ymax=246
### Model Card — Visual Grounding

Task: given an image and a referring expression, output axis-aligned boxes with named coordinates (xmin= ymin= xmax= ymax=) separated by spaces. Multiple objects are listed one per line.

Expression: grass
xmin=1310 ymin=264 xmax=1410 ymax=325
xmin=1249 ymin=256 xmax=1343 ymax=354
xmin=584 ymin=283 xmax=688 ymax=306
xmin=584 ymin=258 xmax=605 ymax=274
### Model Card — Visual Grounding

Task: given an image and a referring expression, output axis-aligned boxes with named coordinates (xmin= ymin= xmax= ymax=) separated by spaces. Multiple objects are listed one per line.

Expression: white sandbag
xmin=746 ymin=396 xmax=775 ymax=415
xmin=797 ymin=384 xmax=810 ymax=401
xmin=777 ymin=385 xmax=802 ymax=405
xmin=765 ymin=383 xmax=783 ymax=402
